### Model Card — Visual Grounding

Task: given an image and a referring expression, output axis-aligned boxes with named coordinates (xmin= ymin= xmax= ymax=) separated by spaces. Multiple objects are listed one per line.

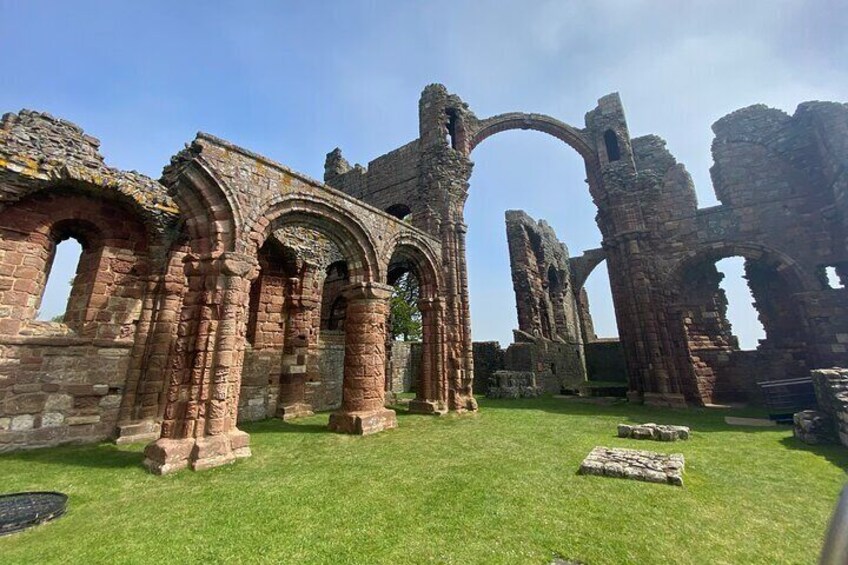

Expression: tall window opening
xmin=38 ymin=238 xmax=83 ymax=322
xmin=604 ymin=129 xmax=621 ymax=162
xmin=446 ymin=109 xmax=459 ymax=149
xmin=825 ymin=265 xmax=845 ymax=289
xmin=715 ymin=257 xmax=765 ymax=350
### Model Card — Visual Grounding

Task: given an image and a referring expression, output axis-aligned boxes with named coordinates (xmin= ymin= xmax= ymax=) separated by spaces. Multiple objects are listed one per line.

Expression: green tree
xmin=390 ymin=271 xmax=421 ymax=341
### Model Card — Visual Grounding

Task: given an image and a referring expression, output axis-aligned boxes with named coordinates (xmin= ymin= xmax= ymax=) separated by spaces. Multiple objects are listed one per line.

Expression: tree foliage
xmin=390 ymin=271 xmax=421 ymax=341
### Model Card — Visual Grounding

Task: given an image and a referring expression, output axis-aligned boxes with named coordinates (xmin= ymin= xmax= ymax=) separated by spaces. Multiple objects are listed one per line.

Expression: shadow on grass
xmin=779 ymin=435 xmax=848 ymax=469
xmin=0 ymin=442 xmax=143 ymax=470
xmin=242 ymin=420 xmax=329 ymax=435
xmin=243 ymin=406 xmax=433 ymax=438
xmin=478 ymin=396 xmax=792 ymax=435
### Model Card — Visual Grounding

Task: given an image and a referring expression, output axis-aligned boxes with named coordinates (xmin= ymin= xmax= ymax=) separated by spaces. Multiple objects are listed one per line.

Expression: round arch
xmin=254 ymin=196 xmax=381 ymax=284
xmin=665 ymin=242 xmax=818 ymax=296
xmin=384 ymin=233 xmax=444 ymax=296
xmin=467 ymin=113 xmax=603 ymax=198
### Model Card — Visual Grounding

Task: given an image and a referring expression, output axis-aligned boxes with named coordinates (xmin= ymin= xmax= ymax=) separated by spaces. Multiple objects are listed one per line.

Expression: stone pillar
xmin=143 ymin=252 xmax=258 ymax=475
xmin=409 ymin=297 xmax=448 ymax=414
xmin=277 ymin=276 xmax=316 ymax=420
xmin=605 ymin=235 xmax=687 ymax=408
xmin=444 ymin=220 xmax=477 ymax=412
xmin=116 ymin=251 xmax=186 ymax=444
xmin=328 ymin=282 xmax=398 ymax=435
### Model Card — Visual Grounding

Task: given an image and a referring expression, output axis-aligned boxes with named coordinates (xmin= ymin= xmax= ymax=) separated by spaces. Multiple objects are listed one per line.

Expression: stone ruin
xmin=617 ymin=423 xmax=690 ymax=442
xmin=0 ymin=84 xmax=846 ymax=473
xmin=793 ymin=368 xmax=848 ymax=445
xmin=486 ymin=370 xmax=543 ymax=399
xmin=579 ymin=446 xmax=685 ymax=486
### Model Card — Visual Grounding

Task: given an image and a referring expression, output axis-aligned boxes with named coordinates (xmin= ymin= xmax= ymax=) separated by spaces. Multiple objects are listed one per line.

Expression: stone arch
xmin=665 ymin=242 xmax=817 ymax=295
xmin=385 ymin=234 xmax=447 ymax=414
xmin=0 ymin=188 xmax=152 ymax=337
xmin=384 ymin=232 xmax=444 ymax=295
xmin=254 ymin=196 xmax=381 ymax=284
xmin=467 ymin=112 xmax=603 ymax=198
xmin=665 ymin=241 xmax=816 ymax=404
xmin=166 ymin=159 xmax=240 ymax=255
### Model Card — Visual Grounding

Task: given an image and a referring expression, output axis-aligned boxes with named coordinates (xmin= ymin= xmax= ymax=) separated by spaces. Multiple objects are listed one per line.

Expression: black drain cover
xmin=0 ymin=492 xmax=68 ymax=536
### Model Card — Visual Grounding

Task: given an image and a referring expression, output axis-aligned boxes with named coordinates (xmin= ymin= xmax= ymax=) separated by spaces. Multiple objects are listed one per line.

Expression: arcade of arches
xmin=1 ymin=86 xmax=846 ymax=473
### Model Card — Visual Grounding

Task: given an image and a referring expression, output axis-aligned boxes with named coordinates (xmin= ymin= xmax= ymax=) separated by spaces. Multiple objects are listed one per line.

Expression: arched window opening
xmin=581 ymin=261 xmax=618 ymax=340
xmin=714 ymin=257 xmax=766 ymax=350
xmin=37 ymin=238 xmax=83 ymax=322
xmin=446 ymin=108 xmax=459 ymax=149
xmin=825 ymin=265 xmax=845 ymax=289
xmin=385 ymin=204 xmax=412 ymax=222
xmin=547 ymin=265 xmax=561 ymax=294
xmin=604 ymin=129 xmax=621 ymax=162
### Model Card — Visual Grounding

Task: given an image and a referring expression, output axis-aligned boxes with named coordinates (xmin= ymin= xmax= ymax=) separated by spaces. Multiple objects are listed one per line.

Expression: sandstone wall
xmin=0 ymin=338 xmax=130 ymax=451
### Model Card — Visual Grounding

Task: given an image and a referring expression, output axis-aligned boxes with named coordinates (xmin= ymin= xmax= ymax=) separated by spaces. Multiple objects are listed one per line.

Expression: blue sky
xmin=3 ymin=1 xmax=845 ymax=346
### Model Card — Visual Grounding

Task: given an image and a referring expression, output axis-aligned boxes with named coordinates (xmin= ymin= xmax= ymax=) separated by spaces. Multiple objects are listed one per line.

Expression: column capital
xmin=181 ymin=252 xmax=260 ymax=280
xmin=342 ymin=282 xmax=394 ymax=301
xmin=417 ymin=296 xmax=443 ymax=312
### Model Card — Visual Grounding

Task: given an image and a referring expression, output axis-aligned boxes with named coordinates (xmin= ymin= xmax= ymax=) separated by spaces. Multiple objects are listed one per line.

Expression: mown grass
xmin=0 ymin=396 xmax=845 ymax=564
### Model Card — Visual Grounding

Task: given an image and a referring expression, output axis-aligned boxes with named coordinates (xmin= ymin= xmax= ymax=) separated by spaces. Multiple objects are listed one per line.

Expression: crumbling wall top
xmin=0 ymin=109 xmax=179 ymax=231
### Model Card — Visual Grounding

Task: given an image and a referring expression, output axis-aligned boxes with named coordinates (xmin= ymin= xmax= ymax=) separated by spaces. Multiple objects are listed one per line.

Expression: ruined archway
xmin=384 ymin=236 xmax=446 ymax=414
xmin=457 ymin=111 xmax=615 ymax=392
xmin=666 ymin=242 xmax=815 ymax=405
xmin=466 ymin=112 xmax=604 ymax=200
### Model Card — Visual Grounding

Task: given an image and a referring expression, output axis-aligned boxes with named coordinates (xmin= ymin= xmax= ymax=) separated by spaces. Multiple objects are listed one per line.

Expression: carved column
xmin=443 ymin=219 xmax=477 ymax=412
xmin=277 ymin=276 xmax=317 ymax=420
xmin=116 ymin=265 xmax=185 ymax=444
xmin=409 ymin=297 xmax=448 ymax=414
xmin=328 ymin=282 xmax=398 ymax=435
xmin=143 ymin=252 xmax=258 ymax=474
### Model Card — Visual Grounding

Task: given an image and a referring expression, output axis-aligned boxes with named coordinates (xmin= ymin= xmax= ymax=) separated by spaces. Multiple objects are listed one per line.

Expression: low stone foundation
xmin=578 ymin=446 xmax=685 ymax=486
xmin=793 ymin=410 xmax=838 ymax=444
xmin=810 ymin=368 xmax=848 ymax=447
xmin=143 ymin=430 xmax=252 ymax=475
xmin=617 ymin=423 xmax=690 ymax=441
xmin=328 ymin=408 xmax=397 ymax=435
xmin=486 ymin=370 xmax=543 ymax=399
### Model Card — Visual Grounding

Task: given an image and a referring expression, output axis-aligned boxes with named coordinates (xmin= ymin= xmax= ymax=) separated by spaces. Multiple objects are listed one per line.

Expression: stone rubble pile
xmin=617 ymin=422 xmax=690 ymax=441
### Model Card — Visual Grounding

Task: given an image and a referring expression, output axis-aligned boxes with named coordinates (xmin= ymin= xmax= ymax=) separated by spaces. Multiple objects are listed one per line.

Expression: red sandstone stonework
xmin=1 ymin=86 xmax=847 ymax=473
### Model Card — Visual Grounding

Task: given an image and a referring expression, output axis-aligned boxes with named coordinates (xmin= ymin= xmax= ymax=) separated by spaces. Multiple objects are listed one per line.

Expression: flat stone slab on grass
xmin=618 ymin=422 xmax=690 ymax=441
xmin=724 ymin=416 xmax=777 ymax=427
xmin=579 ymin=446 xmax=685 ymax=486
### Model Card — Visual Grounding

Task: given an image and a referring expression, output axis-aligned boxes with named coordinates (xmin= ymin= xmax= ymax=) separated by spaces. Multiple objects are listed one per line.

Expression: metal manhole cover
xmin=0 ymin=492 xmax=68 ymax=536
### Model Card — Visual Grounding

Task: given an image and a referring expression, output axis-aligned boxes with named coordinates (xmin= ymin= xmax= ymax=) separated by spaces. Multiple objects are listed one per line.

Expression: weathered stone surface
xmin=804 ymin=368 xmax=848 ymax=447
xmin=579 ymin=446 xmax=685 ymax=486
xmin=617 ymin=423 xmax=690 ymax=441
xmin=1 ymin=83 xmax=847 ymax=475
xmin=793 ymin=410 xmax=837 ymax=444
xmin=486 ymin=370 xmax=543 ymax=399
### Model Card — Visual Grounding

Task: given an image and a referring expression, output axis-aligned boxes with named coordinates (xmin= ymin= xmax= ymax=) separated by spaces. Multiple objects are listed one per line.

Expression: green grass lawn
xmin=1 ymin=397 xmax=846 ymax=564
